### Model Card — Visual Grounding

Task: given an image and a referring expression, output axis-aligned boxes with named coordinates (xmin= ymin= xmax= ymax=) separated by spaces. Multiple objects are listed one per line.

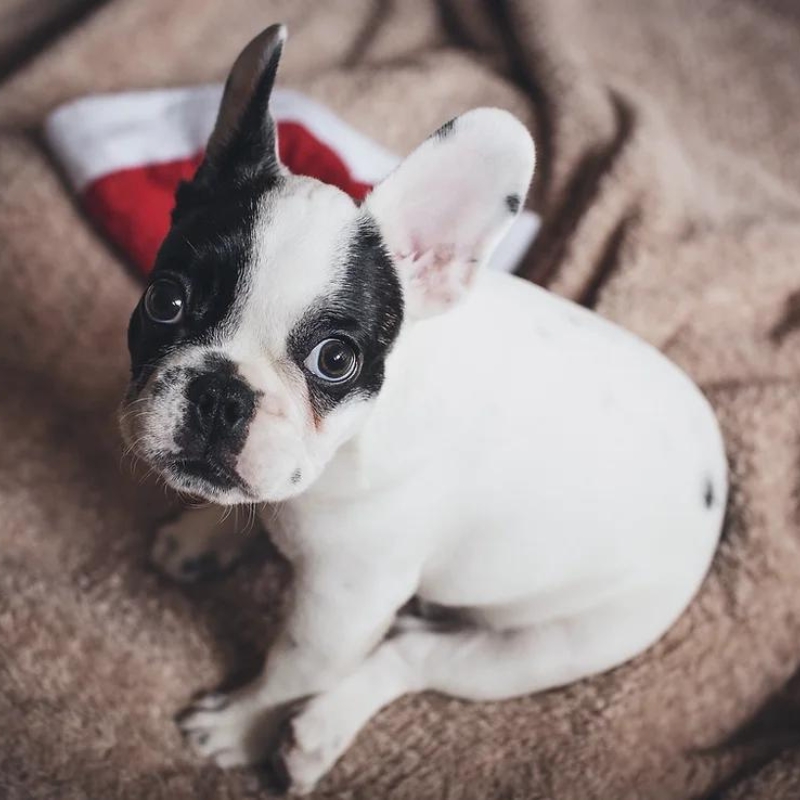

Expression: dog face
xmin=120 ymin=24 xmax=535 ymax=505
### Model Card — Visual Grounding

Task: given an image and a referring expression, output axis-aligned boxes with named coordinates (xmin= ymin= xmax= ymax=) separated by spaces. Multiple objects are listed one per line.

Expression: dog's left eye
xmin=143 ymin=279 xmax=185 ymax=324
xmin=304 ymin=338 xmax=360 ymax=383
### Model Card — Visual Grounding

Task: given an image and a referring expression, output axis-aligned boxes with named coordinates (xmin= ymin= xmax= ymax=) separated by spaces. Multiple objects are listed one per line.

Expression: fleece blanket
xmin=1 ymin=2 xmax=800 ymax=799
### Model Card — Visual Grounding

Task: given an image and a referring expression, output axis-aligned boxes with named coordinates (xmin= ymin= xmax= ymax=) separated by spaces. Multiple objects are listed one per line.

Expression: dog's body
xmin=121 ymin=25 xmax=727 ymax=793
xmin=273 ymin=267 xmax=726 ymax=629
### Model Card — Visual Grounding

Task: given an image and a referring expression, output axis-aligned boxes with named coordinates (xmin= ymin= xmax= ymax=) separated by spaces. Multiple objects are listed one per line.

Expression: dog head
xmin=120 ymin=24 xmax=535 ymax=505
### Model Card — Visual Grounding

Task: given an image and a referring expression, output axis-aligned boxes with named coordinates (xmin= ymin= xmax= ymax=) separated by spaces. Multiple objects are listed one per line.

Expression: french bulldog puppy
xmin=120 ymin=23 xmax=728 ymax=794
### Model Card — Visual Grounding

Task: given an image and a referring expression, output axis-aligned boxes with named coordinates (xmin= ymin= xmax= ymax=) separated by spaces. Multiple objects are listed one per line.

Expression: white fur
xmin=141 ymin=106 xmax=726 ymax=792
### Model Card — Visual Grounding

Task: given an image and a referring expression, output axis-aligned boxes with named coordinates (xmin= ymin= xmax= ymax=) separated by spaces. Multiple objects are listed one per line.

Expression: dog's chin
xmin=159 ymin=458 xmax=256 ymax=506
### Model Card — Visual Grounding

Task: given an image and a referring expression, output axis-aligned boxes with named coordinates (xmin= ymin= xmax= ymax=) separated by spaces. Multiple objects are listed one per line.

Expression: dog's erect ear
xmin=366 ymin=109 xmax=535 ymax=318
xmin=365 ymin=108 xmax=535 ymax=318
xmin=175 ymin=23 xmax=286 ymax=217
xmin=206 ymin=23 xmax=286 ymax=172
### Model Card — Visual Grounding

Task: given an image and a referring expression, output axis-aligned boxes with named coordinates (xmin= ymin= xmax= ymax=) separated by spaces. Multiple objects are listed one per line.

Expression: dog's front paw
xmin=177 ymin=690 xmax=281 ymax=769
xmin=271 ymin=696 xmax=353 ymax=795
xmin=151 ymin=516 xmax=238 ymax=583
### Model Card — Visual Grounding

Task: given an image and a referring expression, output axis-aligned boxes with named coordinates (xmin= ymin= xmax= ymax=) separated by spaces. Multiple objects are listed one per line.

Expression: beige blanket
xmin=2 ymin=1 xmax=800 ymax=798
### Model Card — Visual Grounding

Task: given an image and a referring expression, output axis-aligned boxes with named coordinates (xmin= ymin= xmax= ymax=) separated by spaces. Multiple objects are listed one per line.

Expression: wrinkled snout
xmin=121 ymin=347 xmax=321 ymax=504
xmin=166 ymin=358 xmax=259 ymax=494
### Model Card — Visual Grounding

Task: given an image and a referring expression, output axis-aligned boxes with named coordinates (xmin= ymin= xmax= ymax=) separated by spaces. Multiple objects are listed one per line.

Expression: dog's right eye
xmin=143 ymin=279 xmax=185 ymax=324
xmin=304 ymin=338 xmax=360 ymax=384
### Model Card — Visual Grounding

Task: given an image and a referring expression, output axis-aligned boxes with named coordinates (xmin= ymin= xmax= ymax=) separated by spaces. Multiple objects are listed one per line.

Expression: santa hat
xmin=44 ymin=85 xmax=539 ymax=278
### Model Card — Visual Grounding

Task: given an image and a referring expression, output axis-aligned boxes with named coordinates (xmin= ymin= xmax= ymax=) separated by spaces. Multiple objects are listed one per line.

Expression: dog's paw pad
xmin=177 ymin=695 xmax=255 ymax=767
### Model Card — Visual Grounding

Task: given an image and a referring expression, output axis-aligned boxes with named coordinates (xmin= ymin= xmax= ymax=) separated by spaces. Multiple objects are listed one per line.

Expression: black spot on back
xmin=506 ymin=193 xmax=521 ymax=213
xmin=433 ymin=117 xmax=457 ymax=140
xmin=287 ymin=215 xmax=404 ymax=418
xmin=703 ymin=477 xmax=715 ymax=509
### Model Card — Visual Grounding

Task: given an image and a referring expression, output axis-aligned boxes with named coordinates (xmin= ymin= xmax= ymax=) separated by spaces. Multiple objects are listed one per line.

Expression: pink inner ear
xmin=394 ymin=244 xmax=476 ymax=314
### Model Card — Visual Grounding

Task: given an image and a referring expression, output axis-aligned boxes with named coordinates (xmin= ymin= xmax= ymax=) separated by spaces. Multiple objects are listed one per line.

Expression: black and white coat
xmin=121 ymin=24 xmax=728 ymax=794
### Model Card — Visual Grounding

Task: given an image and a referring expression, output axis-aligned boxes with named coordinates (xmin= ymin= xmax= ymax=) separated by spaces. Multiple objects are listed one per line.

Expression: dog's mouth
xmin=162 ymin=456 xmax=254 ymax=500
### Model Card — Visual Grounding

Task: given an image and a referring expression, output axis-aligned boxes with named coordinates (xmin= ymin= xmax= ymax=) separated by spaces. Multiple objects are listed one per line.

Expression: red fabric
xmin=83 ymin=154 xmax=203 ymax=274
xmin=278 ymin=121 xmax=372 ymax=202
xmin=83 ymin=121 xmax=374 ymax=276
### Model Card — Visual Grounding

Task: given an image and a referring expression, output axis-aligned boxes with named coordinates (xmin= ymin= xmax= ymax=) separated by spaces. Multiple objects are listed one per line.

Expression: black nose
xmin=185 ymin=370 xmax=256 ymax=448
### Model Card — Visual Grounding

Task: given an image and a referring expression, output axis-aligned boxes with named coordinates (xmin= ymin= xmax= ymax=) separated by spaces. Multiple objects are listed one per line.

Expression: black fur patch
xmin=127 ymin=170 xmax=281 ymax=391
xmin=505 ymin=193 xmax=521 ymax=213
xmin=287 ymin=216 xmax=404 ymax=419
xmin=433 ymin=117 xmax=456 ymax=140
xmin=128 ymin=31 xmax=285 ymax=390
